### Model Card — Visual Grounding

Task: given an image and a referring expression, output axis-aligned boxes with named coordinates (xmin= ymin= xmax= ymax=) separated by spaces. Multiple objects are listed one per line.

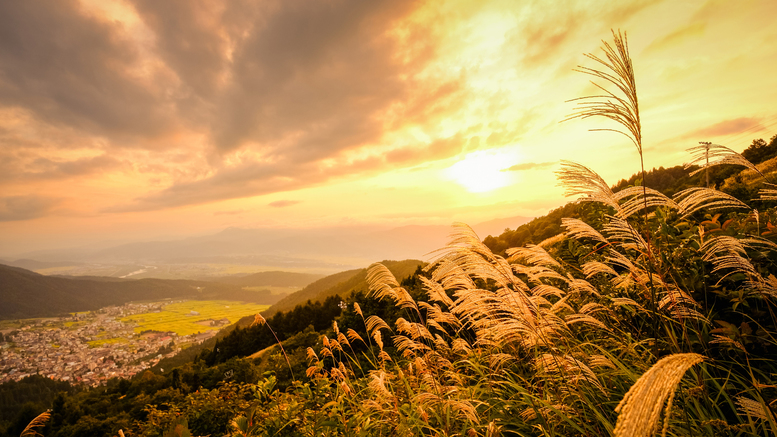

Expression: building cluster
xmin=0 ymin=302 xmax=218 ymax=386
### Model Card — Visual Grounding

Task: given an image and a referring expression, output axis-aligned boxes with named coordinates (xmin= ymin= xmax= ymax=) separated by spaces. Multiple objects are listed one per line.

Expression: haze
xmin=1 ymin=0 xmax=776 ymax=263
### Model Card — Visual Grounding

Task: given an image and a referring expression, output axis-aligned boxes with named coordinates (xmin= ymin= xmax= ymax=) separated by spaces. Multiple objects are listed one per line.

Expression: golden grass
xmin=614 ymin=353 xmax=704 ymax=437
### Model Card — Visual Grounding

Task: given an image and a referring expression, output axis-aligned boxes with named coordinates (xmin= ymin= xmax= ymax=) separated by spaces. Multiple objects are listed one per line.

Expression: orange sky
xmin=1 ymin=0 xmax=777 ymax=255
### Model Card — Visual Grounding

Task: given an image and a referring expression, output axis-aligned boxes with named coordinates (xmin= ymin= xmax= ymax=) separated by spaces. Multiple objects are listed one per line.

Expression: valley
xmin=0 ymin=300 xmax=268 ymax=386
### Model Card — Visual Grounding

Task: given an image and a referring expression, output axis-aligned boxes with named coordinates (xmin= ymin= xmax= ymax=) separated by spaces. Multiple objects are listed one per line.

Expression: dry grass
xmin=613 ymin=353 xmax=704 ymax=437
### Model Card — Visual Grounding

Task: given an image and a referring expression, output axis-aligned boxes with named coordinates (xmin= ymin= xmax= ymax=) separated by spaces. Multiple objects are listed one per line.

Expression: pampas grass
xmin=614 ymin=353 xmax=704 ymax=437
xmin=20 ymin=410 xmax=50 ymax=437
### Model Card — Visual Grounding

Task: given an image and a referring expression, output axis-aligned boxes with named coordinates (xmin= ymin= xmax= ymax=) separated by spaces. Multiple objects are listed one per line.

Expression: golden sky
xmin=1 ymin=0 xmax=776 ymax=255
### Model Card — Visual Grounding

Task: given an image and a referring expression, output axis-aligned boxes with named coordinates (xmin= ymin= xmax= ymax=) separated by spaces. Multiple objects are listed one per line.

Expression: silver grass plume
xmin=614 ymin=353 xmax=704 ymax=437
xmin=735 ymin=396 xmax=776 ymax=422
xmin=685 ymin=143 xmax=763 ymax=177
xmin=673 ymin=187 xmax=748 ymax=218
xmin=566 ymin=30 xmax=641 ymax=155
xmin=556 ymin=160 xmax=621 ymax=212
xmin=20 ymin=410 xmax=50 ymax=437
xmin=562 ymin=217 xmax=608 ymax=244
xmin=760 ymin=184 xmax=777 ymax=200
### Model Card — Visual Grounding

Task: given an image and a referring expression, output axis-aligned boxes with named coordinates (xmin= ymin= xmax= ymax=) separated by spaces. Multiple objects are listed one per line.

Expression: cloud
xmin=502 ymin=161 xmax=555 ymax=172
xmin=268 ymin=200 xmax=300 ymax=208
xmin=0 ymin=0 xmax=174 ymax=139
xmin=507 ymin=0 xmax=660 ymax=69
xmin=0 ymin=152 xmax=122 ymax=182
xmin=210 ymin=0 xmax=424 ymax=156
xmin=679 ymin=117 xmax=763 ymax=140
xmin=0 ymin=0 xmax=681 ymax=221
xmin=644 ymin=22 xmax=706 ymax=53
xmin=0 ymin=195 xmax=60 ymax=221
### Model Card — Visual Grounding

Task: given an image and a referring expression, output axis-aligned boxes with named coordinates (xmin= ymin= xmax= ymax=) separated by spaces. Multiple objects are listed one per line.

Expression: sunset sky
xmin=1 ymin=0 xmax=777 ymax=256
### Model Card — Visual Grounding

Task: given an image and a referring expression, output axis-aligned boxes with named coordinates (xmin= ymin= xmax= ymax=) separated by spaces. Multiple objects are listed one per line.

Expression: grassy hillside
xmin=261 ymin=259 xmax=424 ymax=317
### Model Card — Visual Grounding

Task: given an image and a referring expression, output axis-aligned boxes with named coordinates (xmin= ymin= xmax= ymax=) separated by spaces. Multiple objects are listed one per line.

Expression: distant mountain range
xmin=5 ymin=216 xmax=531 ymax=272
xmin=0 ymin=264 xmax=320 ymax=320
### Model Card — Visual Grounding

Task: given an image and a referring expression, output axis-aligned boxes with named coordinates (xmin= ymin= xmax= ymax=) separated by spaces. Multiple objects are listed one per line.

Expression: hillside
xmin=262 ymin=259 xmax=424 ymax=318
xmin=0 ymin=264 xmax=278 ymax=319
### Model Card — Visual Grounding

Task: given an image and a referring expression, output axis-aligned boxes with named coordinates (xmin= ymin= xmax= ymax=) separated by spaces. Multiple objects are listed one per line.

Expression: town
xmin=0 ymin=301 xmax=219 ymax=386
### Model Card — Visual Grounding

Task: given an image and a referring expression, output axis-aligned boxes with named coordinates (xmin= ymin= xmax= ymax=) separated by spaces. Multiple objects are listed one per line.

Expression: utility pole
xmin=699 ymin=141 xmax=712 ymax=188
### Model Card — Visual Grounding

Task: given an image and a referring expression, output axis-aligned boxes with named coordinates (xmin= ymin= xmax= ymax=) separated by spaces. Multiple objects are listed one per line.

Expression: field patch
xmin=120 ymin=300 xmax=269 ymax=337
xmin=87 ymin=337 xmax=128 ymax=348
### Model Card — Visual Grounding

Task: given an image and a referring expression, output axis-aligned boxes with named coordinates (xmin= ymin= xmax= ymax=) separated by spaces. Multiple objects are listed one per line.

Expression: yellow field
xmin=120 ymin=300 xmax=269 ymax=337
xmin=88 ymin=337 xmax=128 ymax=348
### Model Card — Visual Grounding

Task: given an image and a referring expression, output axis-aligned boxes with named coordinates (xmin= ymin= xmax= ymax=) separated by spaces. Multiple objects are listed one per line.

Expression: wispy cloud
xmin=269 ymin=200 xmax=301 ymax=208
xmin=679 ymin=117 xmax=763 ymax=140
xmin=644 ymin=22 xmax=706 ymax=53
xmin=501 ymin=161 xmax=555 ymax=172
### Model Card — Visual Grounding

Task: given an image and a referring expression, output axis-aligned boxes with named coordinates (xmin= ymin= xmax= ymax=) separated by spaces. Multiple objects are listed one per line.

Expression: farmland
xmin=120 ymin=300 xmax=269 ymax=336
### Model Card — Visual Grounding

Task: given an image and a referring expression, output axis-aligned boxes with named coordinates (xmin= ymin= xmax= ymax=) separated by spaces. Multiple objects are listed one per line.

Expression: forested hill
xmin=484 ymin=135 xmax=777 ymax=255
xmin=0 ymin=264 xmax=275 ymax=319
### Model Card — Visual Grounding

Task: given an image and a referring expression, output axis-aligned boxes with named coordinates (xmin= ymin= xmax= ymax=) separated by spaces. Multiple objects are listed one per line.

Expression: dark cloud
xmin=1 ymin=0 xmax=474 ymax=216
xmin=0 ymin=152 xmax=121 ymax=182
xmin=0 ymin=1 xmax=173 ymax=140
xmin=268 ymin=200 xmax=300 ymax=208
xmin=128 ymin=0 xmax=232 ymax=123
xmin=680 ymin=117 xmax=763 ymax=140
xmin=0 ymin=195 xmax=60 ymax=221
xmin=211 ymin=0 xmax=422 ymax=156
xmin=501 ymin=161 xmax=555 ymax=172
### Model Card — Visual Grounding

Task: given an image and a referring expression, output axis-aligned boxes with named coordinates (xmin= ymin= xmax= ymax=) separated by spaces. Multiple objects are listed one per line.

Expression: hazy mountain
xmin=9 ymin=217 xmax=531 ymax=273
xmin=1 ymin=259 xmax=83 ymax=270
xmin=0 ymin=264 xmax=279 ymax=319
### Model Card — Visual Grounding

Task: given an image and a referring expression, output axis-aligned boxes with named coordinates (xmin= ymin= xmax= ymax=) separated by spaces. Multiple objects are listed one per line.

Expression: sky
xmin=1 ymin=0 xmax=777 ymax=256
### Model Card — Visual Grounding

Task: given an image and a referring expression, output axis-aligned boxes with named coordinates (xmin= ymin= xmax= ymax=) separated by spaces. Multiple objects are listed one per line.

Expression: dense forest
xmin=4 ymin=34 xmax=777 ymax=437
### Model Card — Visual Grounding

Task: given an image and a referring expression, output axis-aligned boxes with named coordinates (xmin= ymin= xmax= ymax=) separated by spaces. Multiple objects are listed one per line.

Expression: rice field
xmin=120 ymin=300 xmax=269 ymax=337
xmin=87 ymin=337 xmax=128 ymax=348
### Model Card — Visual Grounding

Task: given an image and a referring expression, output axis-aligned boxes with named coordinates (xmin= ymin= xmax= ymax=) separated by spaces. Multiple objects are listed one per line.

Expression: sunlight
xmin=447 ymin=150 xmax=514 ymax=193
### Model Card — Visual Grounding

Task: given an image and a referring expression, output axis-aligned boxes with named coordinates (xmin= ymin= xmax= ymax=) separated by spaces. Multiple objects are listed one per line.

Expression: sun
xmin=447 ymin=150 xmax=513 ymax=193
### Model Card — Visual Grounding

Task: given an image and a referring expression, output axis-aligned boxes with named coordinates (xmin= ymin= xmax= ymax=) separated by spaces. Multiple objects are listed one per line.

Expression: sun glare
xmin=447 ymin=150 xmax=514 ymax=193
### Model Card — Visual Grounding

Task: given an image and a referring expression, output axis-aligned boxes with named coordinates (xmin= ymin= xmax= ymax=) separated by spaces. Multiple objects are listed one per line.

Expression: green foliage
xmin=0 ymin=376 xmax=75 ymax=437
xmin=742 ymin=134 xmax=777 ymax=165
